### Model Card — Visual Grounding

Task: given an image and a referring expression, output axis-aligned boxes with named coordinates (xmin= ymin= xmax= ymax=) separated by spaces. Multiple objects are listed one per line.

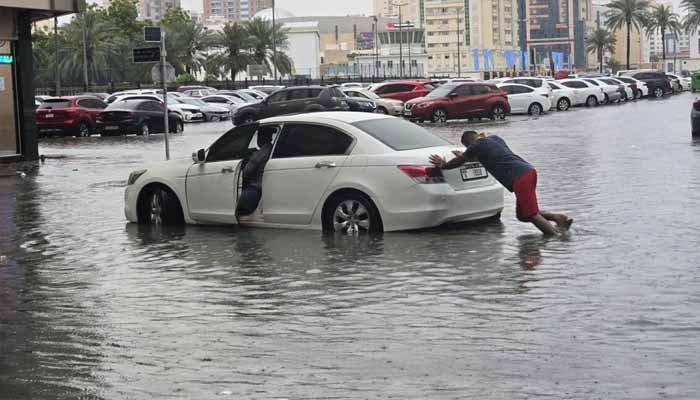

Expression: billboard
xmin=357 ymin=32 xmax=374 ymax=50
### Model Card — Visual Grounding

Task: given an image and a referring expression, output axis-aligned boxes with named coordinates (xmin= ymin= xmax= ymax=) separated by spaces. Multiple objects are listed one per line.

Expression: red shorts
xmin=512 ymin=169 xmax=540 ymax=222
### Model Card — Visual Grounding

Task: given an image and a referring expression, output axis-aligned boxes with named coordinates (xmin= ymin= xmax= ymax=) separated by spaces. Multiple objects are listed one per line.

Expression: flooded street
xmin=2 ymin=94 xmax=700 ymax=399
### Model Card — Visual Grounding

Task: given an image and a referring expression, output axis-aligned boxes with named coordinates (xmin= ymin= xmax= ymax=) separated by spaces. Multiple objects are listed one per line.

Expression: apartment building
xmin=424 ymin=0 xmax=518 ymax=75
xmin=202 ymin=0 xmax=271 ymax=23
xmin=373 ymin=0 xmax=423 ymax=27
xmin=138 ymin=0 xmax=180 ymax=22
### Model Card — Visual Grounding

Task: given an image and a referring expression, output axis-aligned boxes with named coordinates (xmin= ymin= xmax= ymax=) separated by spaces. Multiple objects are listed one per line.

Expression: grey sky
xmin=180 ymin=0 xmax=372 ymax=16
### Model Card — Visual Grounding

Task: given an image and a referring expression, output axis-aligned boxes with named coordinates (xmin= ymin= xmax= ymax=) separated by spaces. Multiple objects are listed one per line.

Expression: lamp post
xmin=81 ymin=11 xmax=89 ymax=91
xmin=407 ymin=21 xmax=412 ymax=77
xmin=391 ymin=1 xmax=408 ymax=77
xmin=272 ymin=0 xmax=277 ymax=80
xmin=54 ymin=15 xmax=60 ymax=96
xmin=456 ymin=11 xmax=461 ymax=77
xmin=373 ymin=15 xmax=378 ymax=79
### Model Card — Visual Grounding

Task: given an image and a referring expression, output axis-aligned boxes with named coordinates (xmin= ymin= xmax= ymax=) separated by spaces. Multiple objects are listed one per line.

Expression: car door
xmin=186 ymin=124 xmax=260 ymax=224
xmin=509 ymin=85 xmax=532 ymax=113
xmin=286 ymin=88 xmax=313 ymax=113
xmin=261 ymin=123 xmax=354 ymax=225
xmin=260 ymin=90 xmax=291 ymax=118
xmin=446 ymin=84 xmax=475 ymax=117
xmin=77 ymin=98 xmax=107 ymax=128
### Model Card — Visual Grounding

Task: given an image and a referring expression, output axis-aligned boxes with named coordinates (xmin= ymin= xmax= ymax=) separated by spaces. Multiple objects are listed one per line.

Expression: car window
xmin=584 ymin=79 xmax=599 ymax=86
xmin=204 ymin=96 xmax=224 ymax=103
xmin=207 ymin=124 xmax=260 ymax=162
xmin=272 ymin=123 xmax=353 ymax=159
xmin=289 ymin=89 xmax=311 ymax=100
xmin=309 ymin=88 xmax=322 ymax=97
xmin=471 ymin=85 xmax=490 ymax=95
xmin=267 ymin=91 xmax=289 ymax=103
xmin=326 ymin=87 xmax=345 ymax=98
xmin=353 ymin=118 xmax=449 ymax=151
xmin=452 ymin=85 xmax=472 ymax=96
xmin=38 ymin=99 xmax=71 ymax=109
xmin=139 ymin=101 xmax=163 ymax=111
xmin=499 ymin=85 xmax=514 ymax=95
xmin=77 ymin=99 xmax=102 ymax=108
xmin=422 ymin=83 xmax=435 ymax=90
xmin=514 ymin=85 xmax=533 ymax=94
xmin=549 ymin=82 xmax=562 ymax=90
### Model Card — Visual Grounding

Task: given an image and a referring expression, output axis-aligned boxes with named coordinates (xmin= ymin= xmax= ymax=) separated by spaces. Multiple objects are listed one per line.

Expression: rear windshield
xmin=39 ymin=99 xmax=71 ymax=109
xmin=352 ymin=118 xmax=449 ymax=151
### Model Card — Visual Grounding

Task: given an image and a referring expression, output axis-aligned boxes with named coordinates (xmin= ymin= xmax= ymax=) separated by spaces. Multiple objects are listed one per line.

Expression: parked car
xmin=35 ymin=96 xmax=108 ymax=137
xmin=623 ymin=70 xmax=672 ymax=98
xmin=370 ymin=80 xmax=436 ymax=102
xmin=232 ymin=86 xmax=350 ymax=126
xmin=614 ymin=75 xmax=648 ymax=98
xmin=499 ymin=77 xmax=554 ymax=108
xmin=237 ymin=88 xmax=268 ymax=101
xmin=585 ymin=78 xmax=624 ymax=103
xmin=106 ymin=89 xmax=161 ymax=103
xmin=341 ymin=88 xmax=404 ymax=116
xmin=217 ymin=90 xmax=260 ymax=103
xmin=557 ymin=78 xmax=605 ymax=106
xmin=340 ymin=82 xmax=367 ymax=89
xmin=546 ymin=81 xmax=575 ymax=111
xmin=666 ymin=73 xmax=690 ymax=91
xmin=96 ymin=99 xmax=184 ymax=136
xmin=692 ymin=99 xmax=700 ymax=136
xmin=78 ymin=92 xmax=110 ymax=100
xmin=182 ymin=88 xmax=217 ymax=97
xmin=601 ymin=77 xmax=634 ymax=100
xmin=112 ymin=94 xmax=205 ymax=122
xmin=496 ymin=83 xmax=549 ymax=115
xmin=248 ymin=85 xmax=285 ymax=94
xmin=177 ymin=85 xmax=217 ymax=93
xmin=123 ymin=112 xmax=504 ymax=232
xmin=340 ymin=91 xmax=377 ymax=113
xmin=178 ymin=97 xmax=231 ymax=121
xmin=201 ymin=94 xmax=248 ymax=114
xmin=404 ymin=82 xmax=509 ymax=122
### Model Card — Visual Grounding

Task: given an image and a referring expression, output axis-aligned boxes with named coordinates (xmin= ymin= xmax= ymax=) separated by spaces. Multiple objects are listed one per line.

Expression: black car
xmin=691 ymin=100 xmax=700 ymax=136
xmin=232 ymin=86 xmax=350 ymax=125
xmin=96 ymin=99 xmax=184 ymax=136
xmin=341 ymin=91 xmax=377 ymax=113
xmin=625 ymin=71 xmax=672 ymax=98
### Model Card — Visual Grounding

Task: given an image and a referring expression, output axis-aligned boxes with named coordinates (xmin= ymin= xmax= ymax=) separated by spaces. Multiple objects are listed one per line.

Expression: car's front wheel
xmin=76 ymin=122 xmax=91 ymax=137
xmin=432 ymin=108 xmax=447 ymax=123
xmin=635 ymin=89 xmax=642 ymax=99
xmin=528 ymin=103 xmax=543 ymax=115
xmin=171 ymin=121 xmax=184 ymax=134
xmin=556 ymin=97 xmax=570 ymax=111
xmin=489 ymin=104 xmax=506 ymax=120
xmin=139 ymin=185 xmax=184 ymax=226
xmin=653 ymin=87 xmax=664 ymax=98
xmin=323 ymin=192 xmax=382 ymax=234
xmin=586 ymin=95 xmax=598 ymax=107
xmin=376 ymin=107 xmax=388 ymax=114
xmin=138 ymin=123 xmax=150 ymax=137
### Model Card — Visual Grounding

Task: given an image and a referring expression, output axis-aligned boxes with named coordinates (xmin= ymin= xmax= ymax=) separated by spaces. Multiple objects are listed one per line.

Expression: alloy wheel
xmin=433 ymin=108 xmax=447 ymax=123
xmin=149 ymin=192 xmax=163 ymax=225
xmin=557 ymin=98 xmax=570 ymax=111
xmin=141 ymin=124 xmax=150 ymax=136
xmin=528 ymin=103 xmax=542 ymax=115
xmin=376 ymin=107 xmax=387 ymax=114
xmin=491 ymin=105 xmax=506 ymax=120
xmin=333 ymin=200 xmax=370 ymax=234
xmin=586 ymin=96 xmax=597 ymax=107
xmin=654 ymin=87 xmax=663 ymax=98
xmin=175 ymin=122 xmax=183 ymax=133
xmin=78 ymin=123 xmax=90 ymax=137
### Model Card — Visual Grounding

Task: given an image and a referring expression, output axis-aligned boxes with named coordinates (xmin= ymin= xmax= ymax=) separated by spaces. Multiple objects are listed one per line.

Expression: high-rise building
xmin=373 ymin=0 xmax=423 ymax=27
xmin=518 ymin=0 xmax=592 ymax=68
xmin=202 ymin=0 xmax=271 ymax=23
xmin=139 ymin=0 xmax=180 ymax=22
xmin=424 ymin=0 xmax=518 ymax=76
xmin=592 ymin=0 xmax=645 ymax=68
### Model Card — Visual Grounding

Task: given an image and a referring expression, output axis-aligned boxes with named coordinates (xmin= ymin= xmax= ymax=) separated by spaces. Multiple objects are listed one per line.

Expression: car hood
xmin=406 ymin=96 xmax=437 ymax=105
xmin=347 ymin=96 xmax=374 ymax=103
xmin=172 ymin=105 xmax=201 ymax=112
xmin=138 ymin=158 xmax=196 ymax=180
xmin=377 ymin=98 xmax=403 ymax=105
xmin=234 ymin=103 xmax=263 ymax=115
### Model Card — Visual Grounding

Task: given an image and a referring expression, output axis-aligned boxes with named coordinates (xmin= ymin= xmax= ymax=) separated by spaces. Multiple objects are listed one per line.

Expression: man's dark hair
xmin=461 ymin=130 xmax=479 ymax=145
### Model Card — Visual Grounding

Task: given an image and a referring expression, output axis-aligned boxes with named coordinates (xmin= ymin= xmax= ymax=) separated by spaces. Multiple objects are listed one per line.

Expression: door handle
xmin=315 ymin=161 xmax=336 ymax=168
xmin=221 ymin=167 xmax=234 ymax=173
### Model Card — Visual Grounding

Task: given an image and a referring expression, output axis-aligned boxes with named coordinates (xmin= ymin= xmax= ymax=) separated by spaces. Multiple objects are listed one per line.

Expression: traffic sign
xmin=247 ymin=64 xmax=267 ymax=76
xmin=144 ymin=26 xmax=161 ymax=42
xmin=133 ymin=47 xmax=161 ymax=63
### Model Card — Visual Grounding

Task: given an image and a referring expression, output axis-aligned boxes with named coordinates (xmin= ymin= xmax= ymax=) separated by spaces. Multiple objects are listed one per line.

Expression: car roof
xmin=497 ymin=83 xmax=532 ymax=88
xmin=377 ymin=80 xmax=428 ymax=85
xmin=260 ymin=111 xmax=393 ymax=125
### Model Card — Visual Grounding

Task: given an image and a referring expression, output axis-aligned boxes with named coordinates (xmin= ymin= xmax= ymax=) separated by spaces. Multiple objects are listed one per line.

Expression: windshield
xmin=38 ymin=99 xmax=71 ymax=108
xmin=361 ymin=90 xmax=380 ymax=99
xmin=427 ymin=84 xmax=457 ymax=97
xmin=166 ymin=98 xmax=181 ymax=105
xmin=181 ymin=98 xmax=207 ymax=106
xmin=353 ymin=118 xmax=449 ymax=151
xmin=235 ymin=91 xmax=257 ymax=101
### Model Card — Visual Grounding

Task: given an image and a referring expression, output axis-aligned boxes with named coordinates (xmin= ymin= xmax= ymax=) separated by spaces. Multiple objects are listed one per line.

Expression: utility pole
xmin=161 ymin=31 xmax=170 ymax=160
xmin=456 ymin=10 xmax=461 ymax=77
xmin=54 ymin=15 xmax=60 ymax=96
xmin=373 ymin=15 xmax=379 ymax=79
xmin=391 ymin=2 xmax=407 ymax=77
xmin=81 ymin=11 xmax=89 ymax=91
xmin=408 ymin=21 xmax=412 ymax=77
xmin=272 ymin=0 xmax=277 ymax=80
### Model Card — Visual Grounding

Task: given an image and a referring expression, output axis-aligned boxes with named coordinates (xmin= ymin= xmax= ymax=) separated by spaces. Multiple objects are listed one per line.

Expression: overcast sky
xmin=180 ymin=0 xmax=372 ymax=16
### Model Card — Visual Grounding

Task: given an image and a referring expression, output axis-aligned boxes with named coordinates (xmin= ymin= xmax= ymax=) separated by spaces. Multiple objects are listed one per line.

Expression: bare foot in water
xmin=557 ymin=217 xmax=574 ymax=231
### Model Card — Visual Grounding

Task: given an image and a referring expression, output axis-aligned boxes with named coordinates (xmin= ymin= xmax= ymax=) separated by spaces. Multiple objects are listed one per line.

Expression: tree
xmin=605 ymin=0 xmax=650 ymax=69
xmin=608 ymin=58 xmax=623 ymax=74
xmin=646 ymin=4 xmax=682 ymax=67
xmin=31 ymin=26 xmax=57 ymax=85
xmin=161 ymin=7 xmax=211 ymax=75
xmin=246 ymin=17 xmax=294 ymax=77
xmin=100 ymin=0 xmax=151 ymax=83
xmin=682 ymin=0 xmax=700 ymax=34
xmin=215 ymin=22 xmax=252 ymax=80
xmin=585 ymin=28 xmax=617 ymax=73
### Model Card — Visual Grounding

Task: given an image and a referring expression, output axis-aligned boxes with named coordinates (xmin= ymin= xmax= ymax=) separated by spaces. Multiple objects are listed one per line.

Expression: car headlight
xmin=416 ymin=102 xmax=432 ymax=108
xmin=127 ymin=169 xmax=147 ymax=185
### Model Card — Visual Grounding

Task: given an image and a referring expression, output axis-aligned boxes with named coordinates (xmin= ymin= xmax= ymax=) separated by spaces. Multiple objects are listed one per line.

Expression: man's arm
xmin=429 ymin=153 xmax=468 ymax=170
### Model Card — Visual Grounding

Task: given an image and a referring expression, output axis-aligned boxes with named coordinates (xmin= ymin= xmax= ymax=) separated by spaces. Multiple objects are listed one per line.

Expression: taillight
xmin=693 ymin=100 xmax=700 ymax=111
xmin=398 ymin=165 xmax=445 ymax=184
xmin=542 ymin=93 xmax=549 ymax=97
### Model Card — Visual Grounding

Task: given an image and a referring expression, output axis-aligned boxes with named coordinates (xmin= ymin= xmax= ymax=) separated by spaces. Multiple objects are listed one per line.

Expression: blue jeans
xmin=238 ymin=186 xmax=261 ymax=215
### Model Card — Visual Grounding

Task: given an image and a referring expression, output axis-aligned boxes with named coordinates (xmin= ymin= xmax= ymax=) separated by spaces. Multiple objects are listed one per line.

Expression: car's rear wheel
xmin=138 ymin=123 xmax=150 ymax=136
xmin=602 ymin=93 xmax=610 ymax=104
xmin=528 ymin=103 xmax=543 ymax=115
xmin=172 ymin=121 xmax=184 ymax=134
xmin=376 ymin=107 xmax=388 ymax=114
xmin=653 ymin=87 xmax=664 ymax=98
xmin=138 ymin=185 xmax=184 ymax=226
xmin=634 ymin=89 xmax=642 ymax=99
xmin=556 ymin=97 xmax=570 ymax=111
xmin=586 ymin=95 xmax=598 ymax=107
xmin=432 ymin=107 xmax=447 ymax=123
xmin=489 ymin=104 xmax=506 ymax=120
xmin=76 ymin=122 xmax=91 ymax=137
xmin=323 ymin=192 xmax=382 ymax=234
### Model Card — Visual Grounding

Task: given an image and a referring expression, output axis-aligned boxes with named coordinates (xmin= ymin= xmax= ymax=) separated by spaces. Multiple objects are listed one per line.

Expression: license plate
xmin=105 ymin=126 xmax=119 ymax=130
xmin=460 ymin=165 xmax=487 ymax=181
xmin=403 ymin=110 xmax=412 ymax=116
xmin=45 ymin=113 xmax=54 ymax=118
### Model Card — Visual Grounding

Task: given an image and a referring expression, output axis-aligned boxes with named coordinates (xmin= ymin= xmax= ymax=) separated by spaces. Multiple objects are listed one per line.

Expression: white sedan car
xmin=496 ymin=83 xmax=550 ymax=115
xmin=546 ymin=81 xmax=575 ymax=111
xmin=557 ymin=79 xmax=605 ymax=107
xmin=124 ymin=113 xmax=504 ymax=233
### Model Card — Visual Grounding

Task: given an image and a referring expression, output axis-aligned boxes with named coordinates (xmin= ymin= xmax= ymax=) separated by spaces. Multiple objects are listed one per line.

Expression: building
xmin=349 ymin=27 xmax=428 ymax=77
xmin=284 ymin=22 xmax=322 ymax=78
xmin=202 ymin=0 xmax=271 ymax=23
xmin=1 ymin=0 xmax=80 ymax=162
xmin=592 ymin=0 xmax=645 ymax=69
xmin=373 ymin=0 xmax=423 ymax=27
xmin=519 ymin=0 xmax=592 ymax=68
xmin=424 ymin=0 xmax=519 ymax=76
xmin=138 ymin=0 xmax=180 ymax=22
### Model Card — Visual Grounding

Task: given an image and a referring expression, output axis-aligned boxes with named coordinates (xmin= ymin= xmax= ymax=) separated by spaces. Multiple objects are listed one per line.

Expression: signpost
xmin=134 ymin=27 xmax=170 ymax=160
xmin=247 ymin=64 xmax=267 ymax=78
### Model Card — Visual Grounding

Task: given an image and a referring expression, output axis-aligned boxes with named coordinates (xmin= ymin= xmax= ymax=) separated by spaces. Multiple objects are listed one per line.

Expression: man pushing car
xmin=429 ymin=131 xmax=573 ymax=235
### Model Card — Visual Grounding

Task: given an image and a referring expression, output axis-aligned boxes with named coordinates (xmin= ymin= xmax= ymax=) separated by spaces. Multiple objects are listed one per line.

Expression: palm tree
xmin=646 ymin=4 xmax=682 ymax=67
xmin=215 ymin=22 xmax=252 ymax=80
xmin=586 ymin=28 xmax=617 ymax=72
xmin=246 ymin=17 xmax=293 ymax=77
xmin=605 ymin=0 xmax=650 ymax=69
xmin=162 ymin=8 xmax=211 ymax=74
xmin=681 ymin=0 xmax=700 ymax=40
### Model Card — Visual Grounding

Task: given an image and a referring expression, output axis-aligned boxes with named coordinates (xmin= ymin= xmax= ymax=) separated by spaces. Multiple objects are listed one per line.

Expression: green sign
xmin=0 ymin=54 xmax=13 ymax=64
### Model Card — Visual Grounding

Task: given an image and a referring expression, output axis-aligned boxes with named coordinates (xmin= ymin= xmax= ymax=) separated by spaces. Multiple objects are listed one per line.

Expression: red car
xmin=35 ymin=96 xmax=108 ymax=137
xmin=403 ymin=82 xmax=510 ymax=123
xmin=370 ymin=80 xmax=436 ymax=102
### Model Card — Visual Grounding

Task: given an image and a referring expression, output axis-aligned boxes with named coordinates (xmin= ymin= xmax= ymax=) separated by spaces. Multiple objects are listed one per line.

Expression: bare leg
xmin=529 ymin=214 xmax=561 ymax=236
xmin=541 ymin=211 xmax=573 ymax=231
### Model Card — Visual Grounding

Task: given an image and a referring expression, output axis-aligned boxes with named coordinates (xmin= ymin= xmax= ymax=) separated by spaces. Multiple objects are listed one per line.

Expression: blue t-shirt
xmin=463 ymin=135 xmax=533 ymax=192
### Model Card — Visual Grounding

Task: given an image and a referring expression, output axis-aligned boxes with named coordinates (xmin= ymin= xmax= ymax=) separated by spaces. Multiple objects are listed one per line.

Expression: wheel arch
xmin=135 ymin=181 xmax=186 ymax=224
xmin=319 ymin=187 xmax=384 ymax=232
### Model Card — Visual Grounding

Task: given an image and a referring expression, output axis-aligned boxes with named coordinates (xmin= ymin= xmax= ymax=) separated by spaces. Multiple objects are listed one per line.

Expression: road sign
xmin=144 ymin=26 xmax=161 ymax=42
xmin=151 ymin=62 xmax=176 ymax=83
xmin=247 ymin=64 xmax=267 ymax=76
xmin=133 ymin=47 xmax=161 ymax=63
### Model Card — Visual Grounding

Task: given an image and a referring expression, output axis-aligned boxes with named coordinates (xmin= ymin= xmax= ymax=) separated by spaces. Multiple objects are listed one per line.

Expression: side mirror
xmin=192 ymin=148 xmax=206 ymax=163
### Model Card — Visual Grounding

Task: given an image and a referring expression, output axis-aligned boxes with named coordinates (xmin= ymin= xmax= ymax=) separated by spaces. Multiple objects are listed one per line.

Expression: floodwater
xmin=2 ymin=94 xmax=700 ymax=399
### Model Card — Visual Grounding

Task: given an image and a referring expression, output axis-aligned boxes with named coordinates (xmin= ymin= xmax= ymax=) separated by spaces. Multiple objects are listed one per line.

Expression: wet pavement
xmin=1 ymin=94 xmax=700 ymax=399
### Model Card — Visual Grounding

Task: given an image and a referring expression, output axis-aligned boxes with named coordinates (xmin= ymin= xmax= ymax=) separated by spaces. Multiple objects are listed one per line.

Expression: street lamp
xmin=391 ymin=1 xmax=408 ymax=77
xmin=372 ymin=15 xmax=379 ymax=79
xmin=456 ymin=9 xmax=461 ymax=77
xmin=272 ymin=0 xmax=277 ymax=80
